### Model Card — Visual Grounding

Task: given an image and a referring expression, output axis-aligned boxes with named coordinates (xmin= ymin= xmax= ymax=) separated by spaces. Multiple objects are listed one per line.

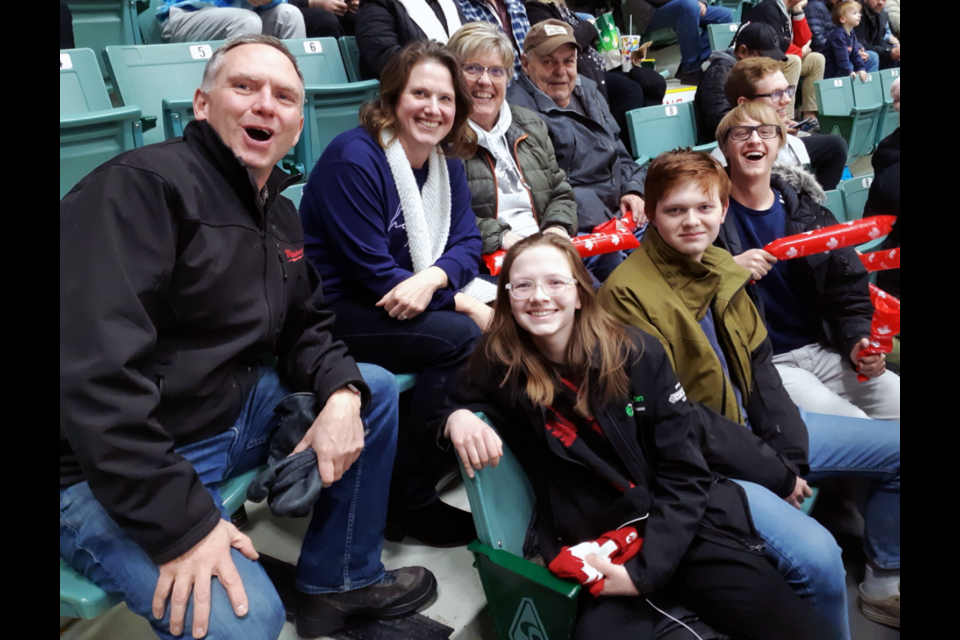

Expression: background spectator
xmin=806 ymin=0 xmax=880 ymax=70
xmin=61 ymin=2 xmax=75 ymax=49
xmin=525 ymin=0 xmax=666 ymax=143
xmin=865 ymin=77 xmax=899 ymax=299
xmin=456 ymin=0 xmax=532 ymax=76
xmin=886 ymin=0 xmax=900 ymax=38
xmin=695 ymin=22 xmax=785 ymax=144
xmin=744 ymin=0 xmax=824 ymax=123
xmin=157 ymin=0 xmax=306 ymax=43
xmin=356 ymin=0 xmax=464 ymax=80
xmin=300 ymin=41 xmax=493 ymax=549
xmin=450 ymin=23 xmax=578 ymax=254
xmin=621 ymin=0 xmax=733 ymax=85
xmin=854 ymin=0 xmax=899 ymax=69
xmin=823 ymin=0 xmax=870 ymax=79
xmin=289 ymin=0 xmax=358 ymax=38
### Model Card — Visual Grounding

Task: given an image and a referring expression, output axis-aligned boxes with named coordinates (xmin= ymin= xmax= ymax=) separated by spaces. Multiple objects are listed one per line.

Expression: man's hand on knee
xmin=152 ymin=520 xmax=258 ymax=639
xmin=293 ymin=388 xmax=364 ymax=487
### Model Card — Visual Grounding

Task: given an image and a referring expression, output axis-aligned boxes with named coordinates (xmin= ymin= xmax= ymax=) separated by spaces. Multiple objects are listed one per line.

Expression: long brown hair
xmin=359 ymin=40 xmax=478 ymax=158
xmin=470 ymin=234 xmax=639 ymax=416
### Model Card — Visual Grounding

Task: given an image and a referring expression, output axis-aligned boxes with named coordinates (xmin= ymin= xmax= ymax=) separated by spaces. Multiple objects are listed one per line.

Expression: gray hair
xmin=448 ymin=21 xmax=516 ymax=70
xmin=891 ymin=77 xmax=900 ymax=112
xmin=200 ymin=35 xmax=305 ymax=106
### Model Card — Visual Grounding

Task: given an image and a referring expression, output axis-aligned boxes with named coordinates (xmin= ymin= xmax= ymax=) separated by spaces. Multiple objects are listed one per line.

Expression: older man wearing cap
xmin=506 ymin=19 xmax=646 ymax=282
xmin=708 ymin=55 xmax=849 ymax=190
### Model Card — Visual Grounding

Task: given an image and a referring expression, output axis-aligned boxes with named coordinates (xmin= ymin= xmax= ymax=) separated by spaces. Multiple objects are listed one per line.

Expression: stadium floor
xmin=60 ymin=43 xmax=897 ymax=640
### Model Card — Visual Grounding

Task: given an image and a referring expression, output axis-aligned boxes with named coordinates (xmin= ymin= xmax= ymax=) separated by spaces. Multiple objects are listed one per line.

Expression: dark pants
xmin=606 ymin=68 xmax=668 ymax=146
xmin=800 ymin=134 xmax=848 ymax=191
xmin=574 ymin=539 xmax=824 ymax=640
xmin=61 ymin=2 xmax=75 ymax=49
xmin=298 ymin=7 xmax=356 ymax=37
xmin=328 ymin=299 xmax=481 ymax=507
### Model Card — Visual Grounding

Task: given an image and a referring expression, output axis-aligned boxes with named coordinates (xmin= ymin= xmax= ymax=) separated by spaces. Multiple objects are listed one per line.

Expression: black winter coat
xmin=865 ymin=128 xmax=900 ymax=297
xmin=355 ymin=0 xmax=464 ymax=80
xmin=447 ymin=331 xmax=764 ymax=597
xmin=60 ymin=120 xmax=369 ymax=564
xmin=855 ymin=4 xmax=896 ymax=62
xmin=715 ymin=165 xmax=873 ymax=360
xmin=695 ymin=48 xmax=737 ymax=144
xmin=744 ymin=0 xmax=793 ymax=54
xmin=804 ymin=0 xmax=837 ymax=53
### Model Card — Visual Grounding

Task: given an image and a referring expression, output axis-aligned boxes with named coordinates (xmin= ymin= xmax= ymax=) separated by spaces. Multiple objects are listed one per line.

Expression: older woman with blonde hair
xmin=450 ymin=22 xmax=578 ymax=254
xmin=300 ymin=40 xmax=494 ymax=549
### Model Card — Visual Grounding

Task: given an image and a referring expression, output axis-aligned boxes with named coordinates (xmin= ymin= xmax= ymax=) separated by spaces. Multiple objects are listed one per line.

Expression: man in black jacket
xmin=855 ymin=0 xmax=900 ymax=69
xmin=60 ymin=36 xmax=433 ymax=640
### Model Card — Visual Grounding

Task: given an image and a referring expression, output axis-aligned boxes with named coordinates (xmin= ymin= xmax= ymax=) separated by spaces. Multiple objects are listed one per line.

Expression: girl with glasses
xmin=442 ymin=232 xmax=824 ymax=639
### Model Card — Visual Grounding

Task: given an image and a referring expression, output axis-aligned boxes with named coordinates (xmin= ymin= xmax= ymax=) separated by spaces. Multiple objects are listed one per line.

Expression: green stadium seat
xmin=823 ymin=189 xmax=845 ymax=222
xmin=838 ymin=175 xmax=874 ymax=222
xmin=876 ymin=69 xmax=900 ymax=145
xmin=461 ymin=414 xmax=581 ymax=640
xmin=63 ymin=0 xmax=144 ymax=79
xmin=625 ymin=101 xmax=718 ymax=166
xmin=816 ymin=76 xmax=881 ymax=162
xmin=60 ymin=467 xmax=265 ymax=620
xmin=714 ymin=0 xmax=754 ymax=22
xmin=708 ymin=23 xmax=740 ymax=52
xmin=394 ymin=373 xmax=419 ymax=394
xmin=283 ymin=183 xmax=306 ymax=210
xmin=339 ymin=36 xmax=364 ymax=83
xmin=61 ymin=48 xmax=145 ymax=199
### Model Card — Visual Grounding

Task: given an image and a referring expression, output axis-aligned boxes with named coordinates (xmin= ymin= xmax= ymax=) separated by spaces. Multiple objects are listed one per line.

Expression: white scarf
xmin=395 ymin=0 xmax=462 ymax=44
xmin=470 ymin=102 xmax=516 ymax=174
xmin=381 ymin=130 xmax=498 ymax=304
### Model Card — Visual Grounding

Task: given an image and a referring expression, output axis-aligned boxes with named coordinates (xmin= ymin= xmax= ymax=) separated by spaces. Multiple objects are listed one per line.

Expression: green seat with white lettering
xmin=709 ymin=23 xmax=741 ymax=52
xmin=64 ymin=0 xmax=143 ymax=81
xmin=60 ymin=48 xmax=144 ymax=199
xmin=625 ymin=101 xmax=718 ymax=166
xmin=816 ymin=76 xmax=882 ymax=162
xmin=876 ymin=69 xmax=900 ymax=145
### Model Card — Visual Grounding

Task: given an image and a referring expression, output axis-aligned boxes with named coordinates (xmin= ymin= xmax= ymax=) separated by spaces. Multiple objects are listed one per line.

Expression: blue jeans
xmin=647 ymin=0 xmax=733 ymax=74
xmin=735 ymin=413 xmax=900 ymax=640
xmin=865 ymin=50 xmax=881 ymax=73
xmin=329 ymin=300 xmax=481 ymax=507
xmin=60 ymin=365 xmax=399 ymax=639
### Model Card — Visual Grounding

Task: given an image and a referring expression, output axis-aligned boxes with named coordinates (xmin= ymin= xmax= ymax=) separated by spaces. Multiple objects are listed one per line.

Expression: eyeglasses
xmin=754 ymin=85 xmax=797 ymax=102
xmin=505 ymin=277 xmax=577 ymax=300
xmin=725 ymin=124 xmax=782 ymax=142
xmin=462 ymin=64 xmax=510 ymax=79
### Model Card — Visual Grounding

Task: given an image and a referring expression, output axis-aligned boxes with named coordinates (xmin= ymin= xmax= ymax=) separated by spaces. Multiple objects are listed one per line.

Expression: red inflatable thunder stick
xmin=548 ymin=528 xmax=644 ymax=597
xmin=763 ymin=216 xmax=897 ymax=261
xmin=860 ymin=248 xmax=900 ymax=272
xmin=483 ymin=213 xmax=641 ymax=276
xmin=857 ymin=285 xmax=901 ymax=383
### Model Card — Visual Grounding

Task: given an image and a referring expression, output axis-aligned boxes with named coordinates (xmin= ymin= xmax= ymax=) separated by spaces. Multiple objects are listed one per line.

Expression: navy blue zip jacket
xmin=300 ymin=127 xmax=483 ymax=310
xmin=805 ymin=0 xmax=837 ymax=53
xmin=825 ymin=28 xmax=866 ymax=78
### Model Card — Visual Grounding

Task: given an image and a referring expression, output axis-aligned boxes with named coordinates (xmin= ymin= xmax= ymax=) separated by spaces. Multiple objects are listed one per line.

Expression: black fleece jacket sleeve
xmin=60 ymin=165 xmax=221 ymax=565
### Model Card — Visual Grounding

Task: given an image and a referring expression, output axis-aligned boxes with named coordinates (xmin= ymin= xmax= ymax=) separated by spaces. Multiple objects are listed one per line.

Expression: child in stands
xmin=824 ymin=0 xmax=869 ymax=79
xmin=441 ymin=233 xmax=824 ymax=639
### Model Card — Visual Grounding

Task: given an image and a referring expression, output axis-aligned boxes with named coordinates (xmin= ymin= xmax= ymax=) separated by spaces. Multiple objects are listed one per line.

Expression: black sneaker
xmin=295 ymin=567 xmax=438 ymax=638
xmin=675 ymin=68 xmax=704 ymax=86
xmin=385 ymin=499 xmax=477 ymax=548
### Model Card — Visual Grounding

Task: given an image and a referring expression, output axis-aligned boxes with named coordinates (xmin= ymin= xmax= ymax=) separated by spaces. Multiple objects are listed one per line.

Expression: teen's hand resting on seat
xmin=445 ymin=409 xmax=504 ymax=479
xmin=584 ymin=555 xmax=640 ymax=597
xmin=153 ymin=520 xmax=257 ymax=639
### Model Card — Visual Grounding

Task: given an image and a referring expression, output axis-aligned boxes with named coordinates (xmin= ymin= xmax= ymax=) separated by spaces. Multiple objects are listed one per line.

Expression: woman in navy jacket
xmin=300 ymin=41 xmax=493 ymax=548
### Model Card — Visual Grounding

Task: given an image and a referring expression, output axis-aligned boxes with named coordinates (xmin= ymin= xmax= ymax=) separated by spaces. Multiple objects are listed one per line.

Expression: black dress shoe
xmin=295 ymin=567 xmax=438 ymax=639
xmin=385 ymin=499 xmax=477 ymax=548
xmin=676 ymin=68 xmax=704 ymax=86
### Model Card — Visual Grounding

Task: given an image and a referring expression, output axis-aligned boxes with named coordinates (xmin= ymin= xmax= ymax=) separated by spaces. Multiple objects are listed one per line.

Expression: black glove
xmin=247 ymin=393 xmax=324 ymax=518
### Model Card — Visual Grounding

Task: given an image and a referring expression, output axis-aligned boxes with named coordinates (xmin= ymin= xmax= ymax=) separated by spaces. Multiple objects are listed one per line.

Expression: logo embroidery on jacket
xmin=668 ymin=383 xmax=687 ymax=405
xmin=285 ymin=249 xmax=304 ymax=263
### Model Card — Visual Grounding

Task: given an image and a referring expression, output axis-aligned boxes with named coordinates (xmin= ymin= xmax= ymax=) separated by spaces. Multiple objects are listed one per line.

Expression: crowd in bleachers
xmin=60 ymin=1 xmax=900 ymax=639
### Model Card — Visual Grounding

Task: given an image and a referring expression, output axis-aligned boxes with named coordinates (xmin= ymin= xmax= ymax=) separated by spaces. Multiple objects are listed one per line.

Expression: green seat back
xmin=339 ymin=36 xmax=364 ymax=82
xmin=61 ymin=49 xmax=144 ymax=199
xmin=823 ymin=189 xmax=845 ymax=222
xmin=64 ymin=0 xmax=142 ymax=78
xmin=876 ymin=69 xmax=900 ymax=144
xmin=283 ymin=183 xmax=306 ymax=210
xmin=709 ymin=23 xmax=740 ymax=52
xmin=138 ymin=0 xmax=163 ymax=45
xmin=394 ymin=373 xmax=419 ymax=394
xmin=106 ymin=41 xmax=226 ymax=146
xmin=816 ymin=77 xmax=880 ymax=161
xmin=838 ymin=175 xmax=874 ymax=222
xmin=626 ymin=102 xmax=715 ymax=164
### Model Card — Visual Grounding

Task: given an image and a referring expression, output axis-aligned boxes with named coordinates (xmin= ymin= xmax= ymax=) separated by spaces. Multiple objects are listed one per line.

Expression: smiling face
xmin=463 ymin=49 xmax=510 ymax=132
xmin=721 ymin=115 xmax=781 ymax=182
xmin=522 ymin=44 xmax=578 ymax=109
xmin=652 ymin=183 xmax=728 ymax=263
xmin=193 ymin=44 xmax=304 ymax=189
xmin=749 ymin=70 xmax=792 ymax=123
xmin=394 ymin=61 xmax=457 ymax=168
xmin=508 ymin=244 xmax=581 ymax=362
